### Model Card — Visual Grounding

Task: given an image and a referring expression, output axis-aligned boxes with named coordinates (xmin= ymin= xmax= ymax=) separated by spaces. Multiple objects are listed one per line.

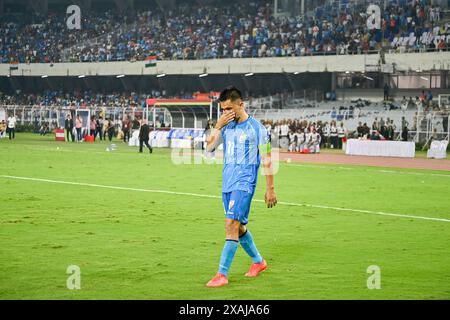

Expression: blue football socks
xmin=218 ymin=239 xmax=239 ymax=277
xmin=239 ymin=230 xmax=263 ymax=264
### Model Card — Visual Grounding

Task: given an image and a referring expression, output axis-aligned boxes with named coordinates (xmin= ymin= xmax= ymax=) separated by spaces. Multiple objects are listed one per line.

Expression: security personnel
xmin=139 ymin=119 xmax=153 ymax=154
xmin=65 ymin=114 xmax=74 ymax=142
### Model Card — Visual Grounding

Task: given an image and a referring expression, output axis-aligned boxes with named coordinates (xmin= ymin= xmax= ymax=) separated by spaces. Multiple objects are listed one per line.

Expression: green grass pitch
xmin=1 ymin=134 xmax=449 ymax=299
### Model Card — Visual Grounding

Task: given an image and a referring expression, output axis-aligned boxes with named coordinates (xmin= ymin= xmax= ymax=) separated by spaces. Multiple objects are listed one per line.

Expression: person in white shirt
xmin=303 ymin=129 xmax=312 ymax=152
xmin=401 ymin=96 xmax=408 ymax=113
xmin=415 ymin=97 xmax=423 ymax=113
xmin=323 ymin=122 xmax=331 ymax=148
xmin=288 ymin=130 xmax=297 ymax=152
xmin=330 ymin=121 xmax=338 ymax=148
xmin=337 ymin=122 xmax=347 ymax=149
xmin=7 ymin=115 xmax=17 ymax=140
xmin=308 ymin=129 xmax=322 ymax=154
xmin=297 ymin=130 xmax=306 ymax=152
xmin=280 ymin=122 xmax=289 ymax=138
xmin=276 ymin=121 xmax=289 ymax=149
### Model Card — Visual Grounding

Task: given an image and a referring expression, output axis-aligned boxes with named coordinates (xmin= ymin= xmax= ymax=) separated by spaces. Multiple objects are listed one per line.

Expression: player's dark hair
xmin=219 ymin=86 xmax=243 ymax=102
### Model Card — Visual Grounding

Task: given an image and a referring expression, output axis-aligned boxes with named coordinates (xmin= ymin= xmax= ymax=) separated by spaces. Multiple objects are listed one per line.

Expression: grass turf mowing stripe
xmin=2 ymin=174 xmax=450 ymax=224
xmin=9 ymin=141 xmax=450 ymax=177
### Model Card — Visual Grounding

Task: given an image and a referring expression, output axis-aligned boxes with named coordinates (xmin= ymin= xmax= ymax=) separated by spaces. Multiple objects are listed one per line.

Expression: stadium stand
xmin=1 ymin=0 xmax=448 ymax=63
xmin=0 ymin=0 xmax=449 ymax=149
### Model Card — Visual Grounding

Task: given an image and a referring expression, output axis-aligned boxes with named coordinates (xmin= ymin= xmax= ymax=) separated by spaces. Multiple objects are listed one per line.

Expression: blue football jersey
xmin=220 ymin=116 xmax=270 ymax=194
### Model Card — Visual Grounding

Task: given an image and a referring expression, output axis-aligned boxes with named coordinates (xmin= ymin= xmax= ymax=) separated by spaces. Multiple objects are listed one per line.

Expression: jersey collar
xmin=235 ymin=115 xmax=251 ymax=126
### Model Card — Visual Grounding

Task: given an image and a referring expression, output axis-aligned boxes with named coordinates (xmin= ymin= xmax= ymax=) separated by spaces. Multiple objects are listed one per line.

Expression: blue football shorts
xmin=222 ymin=190 xmax=254 ymax=225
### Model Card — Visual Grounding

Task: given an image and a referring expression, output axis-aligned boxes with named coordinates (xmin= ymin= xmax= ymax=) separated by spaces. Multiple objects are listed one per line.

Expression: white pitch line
xmin=273 ymin=201 xmax=450 ymax=223
xmin=0 ymin=175 xmax=219 ymax=199
xmin=285 ymin=163 xmax=450 ymax=178
xmin=1 ymin=175 xmax=450 ymax=223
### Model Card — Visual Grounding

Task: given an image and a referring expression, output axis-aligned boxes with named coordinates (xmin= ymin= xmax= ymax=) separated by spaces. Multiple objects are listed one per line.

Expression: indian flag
xmin=145 ymin=56 xmax=157 ymax=68
xmin=9 ymin=62 xmax=19 ymax=71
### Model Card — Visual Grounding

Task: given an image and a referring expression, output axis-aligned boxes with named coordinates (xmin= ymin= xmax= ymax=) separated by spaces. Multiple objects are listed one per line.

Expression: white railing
xmin=252 ymin=107 xmax=449 ymax=143
xmin=247 ymin=90 xmax=324 ymax=110
xmin=0 ymin=104 xmax=141 ymax=127
xmin=413 ymin=110 xmax=450 ymax=143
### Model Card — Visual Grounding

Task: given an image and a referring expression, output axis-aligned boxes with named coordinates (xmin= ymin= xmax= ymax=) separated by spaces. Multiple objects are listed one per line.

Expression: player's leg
xmin=206 ymin=218 xmax=239 ymax=288
xmin=236 ymin=192 xmax=267 ymax=277
xmin=219 ymin=192 xmax=240 ymax=276
xmin=238 ymin=224 xmax=263 ymax=264
xmin=207 ymin=192 xmax=240 ymax=287
xmin=218 ymin=218 xmax=240 ymax=272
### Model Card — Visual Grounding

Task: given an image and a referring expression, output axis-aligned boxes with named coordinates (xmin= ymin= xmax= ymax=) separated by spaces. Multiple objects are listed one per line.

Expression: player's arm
xmin=260 ymin=140 xmax=277 ymax=209
xmin=206 ymin=111 xmax=235 ymax=152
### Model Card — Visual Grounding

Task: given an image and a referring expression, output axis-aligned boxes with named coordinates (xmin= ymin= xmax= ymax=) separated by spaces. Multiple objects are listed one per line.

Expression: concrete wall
xmin=2 ymin=52 xmax=450 ymax=77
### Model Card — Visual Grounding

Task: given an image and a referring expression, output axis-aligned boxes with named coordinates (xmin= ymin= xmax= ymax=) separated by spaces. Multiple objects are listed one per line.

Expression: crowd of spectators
xmin=262 ymin=119 xmax=349 ymax=152
xmin=261 ymin=114 xmax=415 ymax=152
xmin=1 ymin=0 xmax=448 ymax=64
xmin=0 ymin=11 xmax=128 ymax=63
xmin=0 ymin=89 xmax=174 ymax=108
xmin=399 ymin=90 xmax=445 ymax=113
xmin=261 ymin=94 xmax=449 ymax=151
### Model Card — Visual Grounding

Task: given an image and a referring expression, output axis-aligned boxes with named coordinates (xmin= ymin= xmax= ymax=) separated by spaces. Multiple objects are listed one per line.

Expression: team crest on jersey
xmin=239 ymin=133 xmax=247 ymax=143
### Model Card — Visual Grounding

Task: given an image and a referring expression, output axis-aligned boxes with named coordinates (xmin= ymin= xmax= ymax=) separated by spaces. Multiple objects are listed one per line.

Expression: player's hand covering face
xmin=216 ymin=102 xmax=236 ymax=129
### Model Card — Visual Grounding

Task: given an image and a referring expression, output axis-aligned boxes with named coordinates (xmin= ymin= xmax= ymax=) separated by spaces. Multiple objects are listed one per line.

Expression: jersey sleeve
xmin=217 ymin=127 xmax=225 ymax=146
xmin=207 ymin=126 xmax=224 ymax=152
xmin=257 ymin=123 xmax=271 ymax=155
